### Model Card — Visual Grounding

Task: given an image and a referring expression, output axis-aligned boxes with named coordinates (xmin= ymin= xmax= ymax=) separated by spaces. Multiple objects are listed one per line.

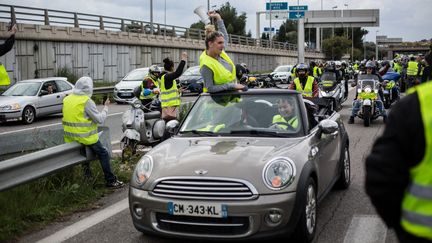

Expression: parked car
xmin=177 ymin=66 xmax=203 ymax=94
xmin=114 ymin=68 xmax=149 ymax=103
xmin=0 ymin=77 xmax=74 ymax=124
xmin=129 ymin=89 xmax=350 ymax=242
xmin=271 ymin=65 xmax=293 ymax=84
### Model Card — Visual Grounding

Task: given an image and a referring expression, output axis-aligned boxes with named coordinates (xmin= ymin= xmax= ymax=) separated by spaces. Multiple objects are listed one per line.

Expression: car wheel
xmin=293 ymin=177 xmax=317 ymax=243
xmin=22 ymin=106 xmax=35 ymax=124
xmin=335 ymin=144 xmax=351 ymax=189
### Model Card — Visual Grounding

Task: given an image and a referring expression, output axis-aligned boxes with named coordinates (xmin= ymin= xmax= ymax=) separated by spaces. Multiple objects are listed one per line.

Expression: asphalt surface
xmin=3 ymin=88 xmax=400 ymax=243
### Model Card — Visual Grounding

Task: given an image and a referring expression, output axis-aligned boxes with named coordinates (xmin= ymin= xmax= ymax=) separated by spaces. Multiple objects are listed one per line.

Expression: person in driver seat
xmin=271 ymin=97 xmax=299 ymax=130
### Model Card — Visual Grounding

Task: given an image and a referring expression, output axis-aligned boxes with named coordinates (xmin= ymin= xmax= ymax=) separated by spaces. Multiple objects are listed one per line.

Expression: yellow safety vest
xmin=353 ymin=64 xmax=359 ymax=71
xmin=62 ymin=94 xmax=98 ymax=145
xmin=198 ymin=124 xmax=226 ymax=133
xmin=313 ymin=66 xmax=322 ymax=78
xmin=199 ymin=50 xmax=236 ymax=93
xmin=401 ymin=81 xmax=432 ymax=239
xmin=0 ymin=64 xmax=10 ymax=86
xmin=139 ymin=76 xmax=159 ymax=100
xmin=394 ymin=63 xmax=403 ymax=74
xmin=407 ymin=61 xmax=419 ymax=76
xmin=159 ymin=74 xmax=180 ymax=108
xmin=294 ymin=76 xmax=315 ymax=97
xmin=272 ymin=115 xmax=298 ymax=129
xmin=291 ymin=67 xmax=297 ymax=79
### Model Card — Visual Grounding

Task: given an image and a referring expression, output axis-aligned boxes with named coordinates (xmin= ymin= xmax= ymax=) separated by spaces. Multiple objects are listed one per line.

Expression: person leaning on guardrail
xmin=199 ymin=11 xmax=246 ymax=93
xmin=62 ymin=77 xmax=124 ymax=188
xmin=0 ymin=23 xmax=17 ymax=86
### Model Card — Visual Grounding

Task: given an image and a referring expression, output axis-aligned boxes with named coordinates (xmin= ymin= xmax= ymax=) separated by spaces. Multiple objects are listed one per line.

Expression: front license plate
xmin=168 ymin=201 xmax=227 ymax=218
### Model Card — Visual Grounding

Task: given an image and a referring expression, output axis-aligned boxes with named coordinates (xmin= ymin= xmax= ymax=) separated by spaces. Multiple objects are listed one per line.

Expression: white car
xmin=271 ymin=65 xmax=293 ymax=84
xmin=0 ymin=77 xmax=74 ymax=124
xmin=113 ymin=68 xmax=150 ymax=103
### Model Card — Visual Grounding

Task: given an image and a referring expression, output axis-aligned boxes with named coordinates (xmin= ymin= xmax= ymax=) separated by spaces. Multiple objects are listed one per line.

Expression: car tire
xmin=293 ymin=177 xmax=317 ymax=243
xmin=335 ymin=144 xmax=351 ymax=189
xmin=22 ymin=106 xmax=35 ymax=124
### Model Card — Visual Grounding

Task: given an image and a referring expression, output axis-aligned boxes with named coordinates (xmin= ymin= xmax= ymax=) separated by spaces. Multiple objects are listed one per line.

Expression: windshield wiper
xmin=229 ymin=129 xmax=287 ymax=137
xmin=180 ymin=130 xmax=216 ymax=136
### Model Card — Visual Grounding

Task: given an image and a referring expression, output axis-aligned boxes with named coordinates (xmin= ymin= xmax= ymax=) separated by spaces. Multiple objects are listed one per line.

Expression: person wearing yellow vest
xmin=159 ymin=52 xmax=187 ymax=121
xmin=407 ymin=56 xmax=420 ymax=88
xmin=199 ymin=11 xmax=246 ymax=93
xmin=139 ymin=65 xmax=162 ymax=111
xmin=0 ymin=24 xmax=17 ymax=87
xmin=62 ymin=77 xmax=124 ymax=188
xmin=271 ymin=98 xmax=299 ymax=131
xmin=310 ymin=61 xmax=322 ymax=79
xmin=288 ymin=63 xmax=319 ymax=98
xmin=366 ymin=81 xmax=432 ymax=243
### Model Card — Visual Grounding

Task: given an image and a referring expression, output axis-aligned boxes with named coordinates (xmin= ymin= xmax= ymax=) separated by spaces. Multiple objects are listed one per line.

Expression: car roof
xmin=18 ymin=77 xmax=68 ymax=83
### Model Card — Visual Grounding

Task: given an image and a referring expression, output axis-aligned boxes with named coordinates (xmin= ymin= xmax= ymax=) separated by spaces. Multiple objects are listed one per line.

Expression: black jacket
xmin=365 ymin=91 xmax=425 ymax=233
xmin=0 ymin=34 xmax=15 ymax=57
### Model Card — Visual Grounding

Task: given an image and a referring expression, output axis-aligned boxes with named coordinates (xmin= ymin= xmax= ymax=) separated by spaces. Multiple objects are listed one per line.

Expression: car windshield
xmin=179 ymin=93 xmax=303 ymax=137
xmin=122 ymin=69 xmax=149 ymax=81
xmin=274 ymin=66 xmax=291 ymax=72
xmin=2 ymin=82 xmax=41 ymax=96
xmin=182 ymin=66 xmax=200 ymax=76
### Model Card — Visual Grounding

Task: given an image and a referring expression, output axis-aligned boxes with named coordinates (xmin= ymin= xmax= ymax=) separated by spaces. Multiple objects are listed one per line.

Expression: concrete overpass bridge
xmin=381 ymin=45 xmax=430 ymax=60
xmin=0 ymin=4 xmax=324 ymax=84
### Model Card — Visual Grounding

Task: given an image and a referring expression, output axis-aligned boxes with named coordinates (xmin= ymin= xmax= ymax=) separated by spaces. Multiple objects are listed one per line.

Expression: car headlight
xmin=134 ymin=155 xmax=153 ymax=185
xmin=262 ymin=157 xmax=296 ymax=190
xmin=0 ymin=103 xmax=21 ymax=111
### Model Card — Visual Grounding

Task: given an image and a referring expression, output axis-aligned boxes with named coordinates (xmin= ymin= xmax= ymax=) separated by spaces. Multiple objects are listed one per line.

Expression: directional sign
xmin=266 ymin=2 xmax=288 ymax=11
xmin=264 ymin=27 xmax=275 ymax=32
xmin=289 ymin=11 xmax=305 ymax=19
xmin=289 ymin=5 xmax=308 ymax=11
xmin=266 ymin=11 xmax=288 ymax=20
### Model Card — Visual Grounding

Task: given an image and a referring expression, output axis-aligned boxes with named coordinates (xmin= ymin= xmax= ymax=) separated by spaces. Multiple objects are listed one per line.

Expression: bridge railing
xmin=0 ymin=4 xmax=312 ymax=52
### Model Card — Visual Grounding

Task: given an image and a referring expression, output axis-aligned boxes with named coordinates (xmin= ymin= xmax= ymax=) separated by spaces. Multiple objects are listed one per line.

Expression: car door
xmin=37 ymin=81 xmax=63 ymax=116
xmin=313 ymin=112 xmax=341 ymax=193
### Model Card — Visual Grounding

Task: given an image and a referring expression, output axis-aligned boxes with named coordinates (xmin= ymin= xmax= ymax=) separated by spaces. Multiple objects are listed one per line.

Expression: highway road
xmin=2 ymin=89 xmax=399 ymax=243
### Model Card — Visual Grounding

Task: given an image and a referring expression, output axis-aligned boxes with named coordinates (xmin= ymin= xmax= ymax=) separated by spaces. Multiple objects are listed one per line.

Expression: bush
xmin=57 ymin=67 xmax=78 ymax=84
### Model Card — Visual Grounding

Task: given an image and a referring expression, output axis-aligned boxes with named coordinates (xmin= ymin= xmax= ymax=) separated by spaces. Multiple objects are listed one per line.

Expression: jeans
xmin=82 ymin=140 xmax=116 ymax=183
xmin=351 ymin=99 xmax=386 ymax=117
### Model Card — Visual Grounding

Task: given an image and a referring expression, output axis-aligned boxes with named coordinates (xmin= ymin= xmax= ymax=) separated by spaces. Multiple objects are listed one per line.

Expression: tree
xmin=189 ymin=2 xmax=247 ymax=36
xmin=322 ymin=36 xmax=351 ymax=60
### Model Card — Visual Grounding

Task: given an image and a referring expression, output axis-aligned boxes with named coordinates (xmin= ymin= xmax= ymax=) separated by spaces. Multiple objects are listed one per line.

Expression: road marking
xmin=0 ymin=112 xmax=124 ymax=136
xmin=36 ymin=198 xmax=128 ymax=243
xmin=343 ymin=215 xmax=387 ymax=243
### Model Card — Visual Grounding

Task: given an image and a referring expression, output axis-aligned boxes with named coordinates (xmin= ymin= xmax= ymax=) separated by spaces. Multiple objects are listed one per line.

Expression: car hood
xmin=0 ymin=95 xmax=34 ymax=105
xmin=115 ymin=81 xmax=142 ymax=90
xmin=178 ymin=75 xmax=202 ymax=82
xmin=146 ymin=136 xmax=303 ymax=192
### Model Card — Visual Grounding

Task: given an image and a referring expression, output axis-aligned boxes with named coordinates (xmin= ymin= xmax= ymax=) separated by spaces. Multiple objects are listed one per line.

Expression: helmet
xmin=296 ymin=63 xmax=309 ymax=78
xmin=335 ymin=61 xmax=342 ymax=70
xmin=149 ymin=65 xmax=162 ymax=79
xmin=310 ymin=61 xmax=316 ymax=67
xmin=365 ymin=61 xmax=375 ymax=69
xmin=240 ymin=63 xmax=247 ymax=69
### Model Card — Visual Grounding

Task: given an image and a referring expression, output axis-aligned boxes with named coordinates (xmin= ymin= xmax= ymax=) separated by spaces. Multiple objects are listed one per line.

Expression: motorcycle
xmin=240 ymin=74 xmax=277 ymax=89
xmin=381 ymin=71 xmax=401 ymax=109
xmin=356 ymin=74 xmax=382 ymax=127
xmin=318 ymin=71 xmax=347 ymax=111
xmin=120 ymin=98 xmax=166 ymax=161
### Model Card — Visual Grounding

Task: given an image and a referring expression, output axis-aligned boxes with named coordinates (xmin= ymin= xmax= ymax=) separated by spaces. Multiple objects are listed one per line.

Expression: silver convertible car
xmin=129 ymin=89 xmax=350 ymax=242
xmin=0 ymin=77 xmax=73 ymax=124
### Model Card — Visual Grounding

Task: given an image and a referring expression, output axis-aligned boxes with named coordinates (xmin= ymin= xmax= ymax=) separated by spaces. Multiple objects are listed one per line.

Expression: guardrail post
xmin=44 ymin=9 xmax=50 ymax=25
xmin=10 ymin=6 xmax=16 ymax=24
xmin=120 ymin=19 xmax=125 ymax=32
xmin=99 ymin=16 xmax=104 ymax=30
xmin=74 ymin=13 xmax=79 ymax=28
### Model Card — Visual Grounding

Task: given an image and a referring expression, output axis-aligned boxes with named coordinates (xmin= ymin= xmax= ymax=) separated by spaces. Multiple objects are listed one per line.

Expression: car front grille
xmin=155 ymin=212 xmax=250 ymax=236
xmin=151 ymin=177 xmax=258 ymax=201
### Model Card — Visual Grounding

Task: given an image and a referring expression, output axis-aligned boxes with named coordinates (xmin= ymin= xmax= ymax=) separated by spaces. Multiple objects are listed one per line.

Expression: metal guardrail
xmin=0 ymin=127 xmax=112 ymax=192
xmin=0 ymin=4 xmax=320 ymax=52
xmin=93 ymin=86 xmax=114 ymax=95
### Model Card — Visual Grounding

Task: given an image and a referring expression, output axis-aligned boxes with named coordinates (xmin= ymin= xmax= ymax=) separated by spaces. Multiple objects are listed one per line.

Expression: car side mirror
xmin=166 ymin=120 xmax=180 ymax=134
xmin=39 ymin=90 xmax=49 ymax=96
xmin=317 ymin=119 xmax=338 ymax=138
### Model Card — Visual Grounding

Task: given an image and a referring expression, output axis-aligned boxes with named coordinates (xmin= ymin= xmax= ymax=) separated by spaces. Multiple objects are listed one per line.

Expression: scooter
xmin=120 ymin=98 xmax=166 ymax=161
xmin=318 ymin=71 xmax=347 ymax=111
xmin=356 ymin=74 xmax=382 ymax=127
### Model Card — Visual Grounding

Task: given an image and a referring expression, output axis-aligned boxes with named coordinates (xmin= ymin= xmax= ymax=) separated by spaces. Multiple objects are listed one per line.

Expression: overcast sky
xmin=4 ymin=0 xmax=432 ymax=42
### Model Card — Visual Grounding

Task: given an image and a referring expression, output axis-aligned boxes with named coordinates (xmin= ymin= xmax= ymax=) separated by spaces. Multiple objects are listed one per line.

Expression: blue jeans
xmin=83 ymin=140 xmax=116 ymax=183
xmin=351 ymin=99 xmax=386 ymax=117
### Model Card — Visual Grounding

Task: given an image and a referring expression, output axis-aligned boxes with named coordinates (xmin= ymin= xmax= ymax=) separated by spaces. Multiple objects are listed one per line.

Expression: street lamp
xmin=332 ymin=6 xmax=337 ymax=38
xmin=375 ymin=30 xmax=379 ymax=60
xmin=150 ymin=0 xmax=154 ymax=34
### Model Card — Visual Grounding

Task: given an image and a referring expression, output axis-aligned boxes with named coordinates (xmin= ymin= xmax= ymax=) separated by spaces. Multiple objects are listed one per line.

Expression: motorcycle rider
xmin=348 ymin=61 xmax=387 ymax=124
xmin=288 ymin=63 xmax=319 ymax=98
xmin=235 ymin=63 xmax=250 ymax=81
xmin=309 ymin=61 xmax=322 ymax=80
xmin=406 ymin=56 xmax=420 ymax=88
xmin=139 ymin=65 xmax=162 ymax=111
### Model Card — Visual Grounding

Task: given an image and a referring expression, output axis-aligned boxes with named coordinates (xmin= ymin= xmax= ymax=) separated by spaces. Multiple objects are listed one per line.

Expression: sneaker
xmin=348 ymin=116 xmax=354 ymax=124
xmin=106 ymin=180 xmax=125 ymax=189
